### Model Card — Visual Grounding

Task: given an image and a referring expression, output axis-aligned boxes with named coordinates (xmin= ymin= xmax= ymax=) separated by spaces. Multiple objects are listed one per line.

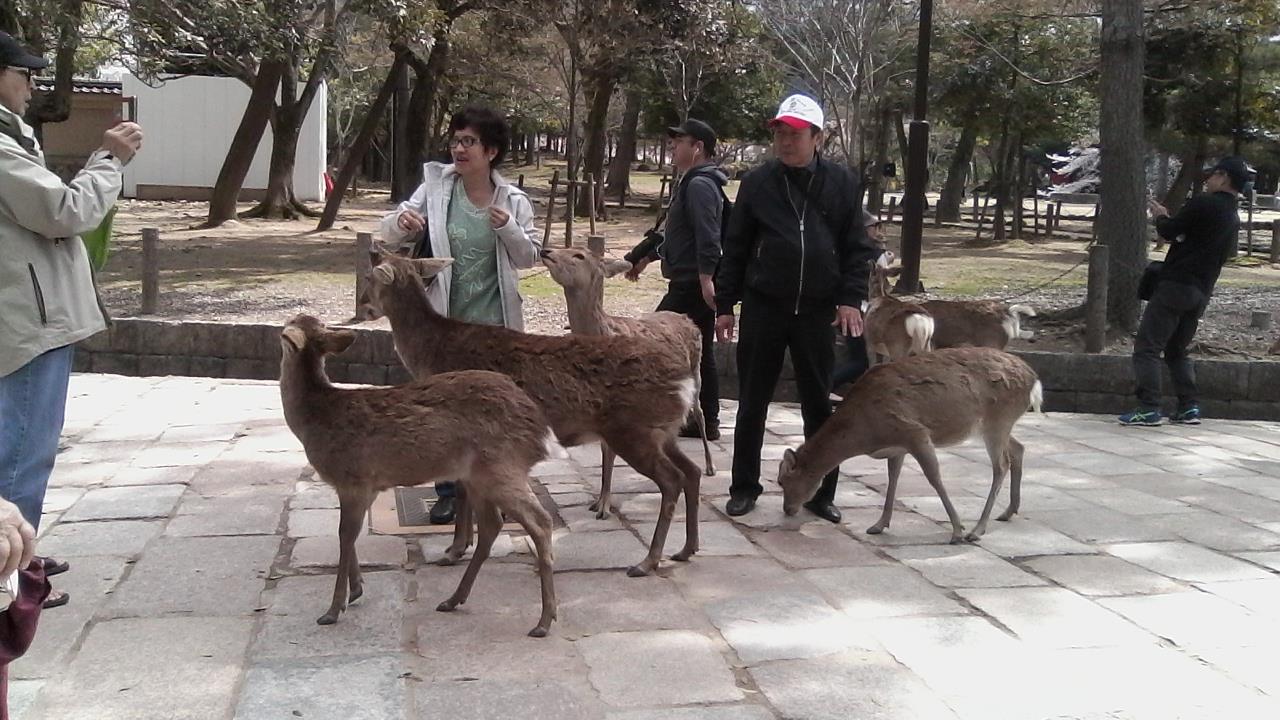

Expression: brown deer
xmin=777 ymin=347 xmax=1042 ymax=543
xmin=539 ymin=245 xmax=714 ymax=520
xmin=864 ymin=265 xmax=935 ymax=363
xmin=368 ymin=253 xmax=702 ymax=577
xmin=921 ymin=299 xmax=1036 ymax=350
xmin=278 ymin=315 xmax=558 ymax=636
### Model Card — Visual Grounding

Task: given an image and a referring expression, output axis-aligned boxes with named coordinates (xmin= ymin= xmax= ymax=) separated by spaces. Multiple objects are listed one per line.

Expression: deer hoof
xmin=593 ymin=508 xmax=611 ymax=520
xmin=671 ymin=548 xmax=696 ymax=562
xmin=963 ymin=531 xmax=983 ymax=543
xmin=436 ymin=599 xmax=459 ymax=613
xmin=316 ymin=610 xmax=339 ymax=626
xmin=996 ymin=511 xmax=1016 ymax=522
xmin=626 ymin=564 xmax=651 ymax=578
xmin=528 ymin=625 xmax=549 ymax=638
xmin=866 ymin=524 xmax=887 ymax=535
xmin=948 ymin=534 xmax=966 ymax=545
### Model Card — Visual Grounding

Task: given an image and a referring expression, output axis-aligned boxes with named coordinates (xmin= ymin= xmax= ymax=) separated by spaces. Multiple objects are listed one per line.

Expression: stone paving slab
xmin=15 ymin=374 xmax=1280 ymax=718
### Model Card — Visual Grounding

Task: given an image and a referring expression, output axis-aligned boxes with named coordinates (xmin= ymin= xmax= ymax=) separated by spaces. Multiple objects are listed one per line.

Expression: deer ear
xmin=281 ymin=326 xmax=307 ymax=352
xmin=602 ymin=258 xmax=633 ymax=278
xmin=413 ymin=258 xmax=453 ymax=278
xmin=371 ymin=264 xmax=396 ymax=285
xmin=780 ymin=448 xmax=797 ymax=476
xmin=320 ymin=329 xmax=357 ymax=355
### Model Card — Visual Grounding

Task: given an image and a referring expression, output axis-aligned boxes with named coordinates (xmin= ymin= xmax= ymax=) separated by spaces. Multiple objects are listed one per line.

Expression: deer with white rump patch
xmin=863 ymin=265 xmax=935 ymax=363
xmin=368 ymin=252 xmax=703 ymax=577
xmin=278 ymin=315 xmax=558 ymax=635
xmin=777 ymin=346 xmax=1042 ymax=543
xmin=539 ymin=245 xmax=715 ymax=519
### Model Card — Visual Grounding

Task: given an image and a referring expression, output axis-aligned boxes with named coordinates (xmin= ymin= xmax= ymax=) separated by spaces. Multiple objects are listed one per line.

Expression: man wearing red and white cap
xmin=714 ymin=94 xmax=879 ymax=523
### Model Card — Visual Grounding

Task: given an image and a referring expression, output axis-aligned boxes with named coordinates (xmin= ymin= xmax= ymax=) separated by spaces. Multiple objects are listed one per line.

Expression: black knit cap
xmin=0 ymin=31 xmax=49 ymax=70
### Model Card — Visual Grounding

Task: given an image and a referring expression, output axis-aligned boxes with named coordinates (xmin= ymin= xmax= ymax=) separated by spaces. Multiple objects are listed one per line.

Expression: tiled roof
xmin=33 ymin=78 xmax=123 ymax=95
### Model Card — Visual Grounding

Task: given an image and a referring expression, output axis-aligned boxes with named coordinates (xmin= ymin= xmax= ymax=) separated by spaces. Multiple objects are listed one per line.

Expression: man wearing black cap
xmin=1120 ymin=156 xmax=1248 ymax=427
xmin=0 ymin=30 xmax=143 ymax=610
xmin=625 ymin=118 xmax=726 ymax=439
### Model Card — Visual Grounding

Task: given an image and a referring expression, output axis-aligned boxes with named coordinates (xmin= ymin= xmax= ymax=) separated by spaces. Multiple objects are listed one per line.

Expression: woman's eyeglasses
xmin=448 ymin=136 xmax=481 ymax=149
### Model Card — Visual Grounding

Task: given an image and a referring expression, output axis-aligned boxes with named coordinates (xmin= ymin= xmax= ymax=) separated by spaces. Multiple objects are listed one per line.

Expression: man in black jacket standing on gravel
xmin=714 ymin=94 xmax=879 ymax=522
xmin=1120 ymin=156 xmax=1248 ymax=427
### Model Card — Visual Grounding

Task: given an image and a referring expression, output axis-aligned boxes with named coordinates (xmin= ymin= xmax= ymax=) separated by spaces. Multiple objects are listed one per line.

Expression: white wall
xmin=121 ymin=74 xmax=327 ymax=201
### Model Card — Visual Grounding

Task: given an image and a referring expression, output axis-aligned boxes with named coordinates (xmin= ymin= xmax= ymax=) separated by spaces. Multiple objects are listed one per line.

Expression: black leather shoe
xmin=725 ymin=495 xmax=756 ymax=517
xmin=429 ymin=496 xmax=456 ymax=525
xmin=804 ymin=499 xmax=842 ymax=524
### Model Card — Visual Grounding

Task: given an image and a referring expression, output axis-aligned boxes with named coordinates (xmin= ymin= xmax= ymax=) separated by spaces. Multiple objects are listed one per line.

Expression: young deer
xmin=921 ymin=299 xmax=1036 ymax=350
xmin=864 ymin=265 xmax=935 ymax=363
xmin=278 ymin=315 xmax=558 ymax=636
xmin=539 ymin=245 xmax=714 ymax=520
xmin=777 ymin=347 xmax=1042 ymax=543
xmin=368 ymin=253 xmax=702 ymax=577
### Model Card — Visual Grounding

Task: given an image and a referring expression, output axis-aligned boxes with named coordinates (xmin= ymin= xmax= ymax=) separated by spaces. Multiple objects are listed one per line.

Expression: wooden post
xmin=564 ymin=179 xmax=575 ymax=248
xmin=1032 ymin=194 xmax=1040 ymax=238
xmin=654 ymin=174 xmax=670 ymax=211
xmin=595 ymin=172 xmax=608 ymax=221
xmin=887 ymin=196 xmax=898 ymax=225
xmin=1053 ymin=202 xmax=1062 ymax=232
xmin=1271 ymin=219 xmax=1280 ymax=264
xmin=355 ymin=232 xmax=374 ymax=320
xmin=585 ymin=173 xmax=597 ymax=236
xmin=974 ymin=196 xmax=991 ymax=242
xmin=1245 ymin=189 xmax=1254 ymax=256
xmin=517 ymin=174 xmax=525 ymax=191
xmin=542 ymin=170 xmax=560 ymax=247
xmin=1085 ymin=244 xmax=1109 ymax=353
xmin=972 ymin=193 xmax=979 ymax=222
xmin=141 ymin=227 xmax=159 ymax=314
xmin=1090 ymin=203 xmax=1098 ymax=240
xmin=1044 ymin=202 xmax=1055 ymax=238
xmin=1250 ymin=310 xmax=1273 ymax=331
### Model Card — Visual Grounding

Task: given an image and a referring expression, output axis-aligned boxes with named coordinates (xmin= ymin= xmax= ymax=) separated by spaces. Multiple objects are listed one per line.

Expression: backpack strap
xmin=0 ymin=113 xmax=38 ymax=157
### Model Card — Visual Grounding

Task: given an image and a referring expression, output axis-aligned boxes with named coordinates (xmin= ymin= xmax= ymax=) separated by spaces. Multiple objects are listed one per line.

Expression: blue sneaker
xmin=1171 ymin=406 xmax=1202 ymax=425
xmin=1119 ymin=408 xmax=1163 ymax=426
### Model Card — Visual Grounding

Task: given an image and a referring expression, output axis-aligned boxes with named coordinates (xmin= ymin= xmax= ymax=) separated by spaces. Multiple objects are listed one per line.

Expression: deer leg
xmin=590 ymin=444 xmax=615 ymax=519
xmin=503 ymin=488 xmax=558 ymax=637
xmin=912 ymin=442 xmax=967 ymax=543
xmin=440 ymin=483 xmax=472 ymax=565
xmin=967 ymin=431 xmax=1012 ymax=542
xmin=665 ymin=437 xmax=702 ymax=562
xmin=437 ymin=497 xmax=501 ymax=614
xmin=611 ymin=432 xmax=682 ymax=577
xmin=998 ymin=437 xmax=1024 ymax=521
xmin=318 ymin=492 xmax=366 ymax=625
xmin=346 ymin=487 xmax=376 ymax=605
xmin=868 ymin=454 xmax=906 ymax=535
xmin=690 ymin=405 xmax=716 ymax=476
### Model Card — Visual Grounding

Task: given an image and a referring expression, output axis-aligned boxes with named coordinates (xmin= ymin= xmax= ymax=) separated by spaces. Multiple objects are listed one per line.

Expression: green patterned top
xmin=446 ymin=179 xmax=504 ymax=326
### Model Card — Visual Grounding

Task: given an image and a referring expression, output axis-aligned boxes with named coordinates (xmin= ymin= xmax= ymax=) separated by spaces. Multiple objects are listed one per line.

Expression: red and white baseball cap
xmin=769 ymin=94 xmax=824 ymax=131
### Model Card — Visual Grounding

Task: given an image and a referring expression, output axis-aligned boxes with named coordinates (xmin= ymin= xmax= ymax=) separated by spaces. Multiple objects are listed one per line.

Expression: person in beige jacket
xmin=0 ymin=31 xmax=143 ymax=609
xmin=378 ymin=106 xmax=539 ymax=524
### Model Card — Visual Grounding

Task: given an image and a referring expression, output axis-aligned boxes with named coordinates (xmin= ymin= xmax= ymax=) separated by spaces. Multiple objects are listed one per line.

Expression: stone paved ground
xmin=9 ymin=374 xmax=1280 ymax=719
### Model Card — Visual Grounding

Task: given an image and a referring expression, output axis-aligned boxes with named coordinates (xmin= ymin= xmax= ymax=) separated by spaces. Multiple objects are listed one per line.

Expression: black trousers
xmin=730 ymin=291 xmax=840 ymax=504
xmin=1133 ymin=280 xmax=1209 ymax=411
xmin=656 ymin=279 xmax=720 ymax=425
xmin=832 ymin=334 xmax=870 ymax=389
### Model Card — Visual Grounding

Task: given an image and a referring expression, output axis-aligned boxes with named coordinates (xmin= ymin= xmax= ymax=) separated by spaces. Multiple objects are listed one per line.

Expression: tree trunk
xmin=390 ymin=60 xmax=412 ymax=200
xmin=1164 ymin=137 xmax=1207 ymax=213
xmin=23 ymin=0 xmax=83 ymax=135
xmin=577 ymin=71 xmax=615 ymax=217
xmin=205 ymin=60 xmax=287 ymax=227
xmin=317 ymin=52 xmax=408 ymax=231
xmin=1098 ymin=0 xmax=1147 ymax=331
xmin=893 ymin=108 xmax=909 ymax=187
xmin=244 ymin=61 xmax=322 ymax=220
xmin=937 ymin=121 xmax=978 ymax=221
xmin=606 ymin=87 xmax=641 ymax=200
xmin=866 ymin=102 xmax=891 ymax=212
xmin=399 ymin=30 xmax=452 ymax=201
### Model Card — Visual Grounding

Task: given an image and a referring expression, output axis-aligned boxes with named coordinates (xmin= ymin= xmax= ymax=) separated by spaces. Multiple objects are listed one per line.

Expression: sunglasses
xmin=7 ymin=67 xmax=33 ymax=81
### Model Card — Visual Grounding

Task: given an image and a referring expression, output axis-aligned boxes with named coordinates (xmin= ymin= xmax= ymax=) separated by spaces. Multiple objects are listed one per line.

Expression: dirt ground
xmin=96 ymin=163 xmax=1280 ymax=358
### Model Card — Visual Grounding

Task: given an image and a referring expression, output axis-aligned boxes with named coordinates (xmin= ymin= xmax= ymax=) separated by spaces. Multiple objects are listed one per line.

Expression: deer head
xmin=281 ymin=314 xmax=357 ymax=356
xmin=539 ymin=247 xmax=632 ymax=292
xmin=367 ymin=250 xmax=453 ymax=314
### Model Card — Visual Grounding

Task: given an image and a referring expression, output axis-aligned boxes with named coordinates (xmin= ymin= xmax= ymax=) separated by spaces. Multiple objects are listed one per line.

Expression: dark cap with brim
xmin=0 ymin=31 xmax=49 ymax=70
xmin=1210 ymin=156 xmax=1253 ymax=192
xmin=667 ymin=118 xmax=717 ymax=157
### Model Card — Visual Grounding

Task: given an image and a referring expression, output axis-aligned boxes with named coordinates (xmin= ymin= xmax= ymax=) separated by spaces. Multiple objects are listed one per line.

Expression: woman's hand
xmin=489 ymin=206 xmax=511 ymax=229
xmin=397 ymin=210 xmax=426 ymax=233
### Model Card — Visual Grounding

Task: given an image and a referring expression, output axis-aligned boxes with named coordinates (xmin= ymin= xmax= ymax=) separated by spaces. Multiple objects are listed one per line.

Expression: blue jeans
xmin=0 ymin=345 xmax=75 ymax=532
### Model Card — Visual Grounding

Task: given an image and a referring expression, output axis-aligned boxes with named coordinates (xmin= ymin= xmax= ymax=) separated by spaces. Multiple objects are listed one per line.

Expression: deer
xmin=864 ymin=264 xmax=935 ymax=363
xmin=368 ymin=252 xmax=703 ymax=578
xmin=776 ymin=346 xmax=1042 ymax=544
xmin=874 ymin=266 xmax=1035 ymax=350
xmin=539 ymin=245 xmax=714 ymax=520
xmin=278 ymin=315 xmax=558 ymax=636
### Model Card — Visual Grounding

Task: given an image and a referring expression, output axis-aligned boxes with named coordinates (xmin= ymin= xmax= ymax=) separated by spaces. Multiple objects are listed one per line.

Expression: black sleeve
xmin=1155 ymin=195 xmax=1207 ymax=243
xmin=715 ymin=170 xmax=758 ymax=315
xmin=685 ymin=176 xmax=724 ymax=276
xmin=836 ymin=173 xmax=878 ymax=307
